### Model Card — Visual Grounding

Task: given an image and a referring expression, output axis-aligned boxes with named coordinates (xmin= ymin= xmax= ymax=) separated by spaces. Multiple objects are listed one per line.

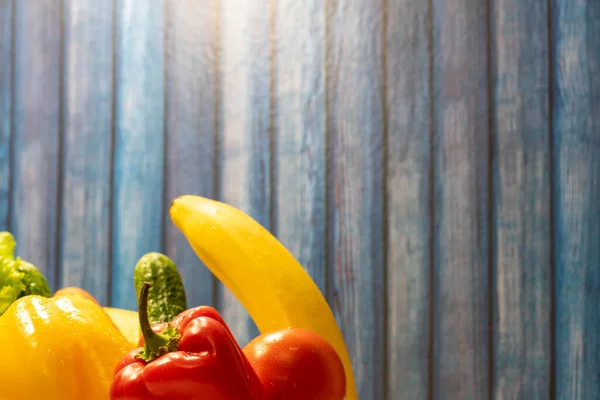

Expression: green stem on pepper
xmin=136 ymin=282 xmax=181 ymax=363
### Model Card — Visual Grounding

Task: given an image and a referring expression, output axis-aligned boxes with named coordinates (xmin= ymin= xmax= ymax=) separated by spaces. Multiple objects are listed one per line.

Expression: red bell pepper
xmin=110 ymin=282 xmax=267 ymax=400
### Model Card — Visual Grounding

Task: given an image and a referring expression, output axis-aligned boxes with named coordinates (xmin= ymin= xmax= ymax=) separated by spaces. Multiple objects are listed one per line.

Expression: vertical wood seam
xmin=211 ymin=0 xmax=222 ymax=309
xmin=55 ymin=0 xmax=66 ymax=291
xmin=7 ymin=0 xmax=16 ymax=234
xmin=486 ymin=0 xmax=495 ymax=398
xmin=547 ymin=0 xmax=556 ymax=397
xmin=161 ymin=0 xmax=169 ymax=255
xmin=381 ymin=0 xmax=389 ymax=398
xmin=107 ymin=0 xmax=118 ymax=306
xmin=427 ymin=0 xmax=435 ymax=397
xmin=323 ymin=0 xmax=331 ymax=306
xmin=269 ymin=0 xmax=277 ymax=238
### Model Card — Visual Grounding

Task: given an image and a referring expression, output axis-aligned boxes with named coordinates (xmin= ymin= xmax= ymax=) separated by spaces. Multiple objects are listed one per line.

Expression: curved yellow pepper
xmin=0 ymin=294 xmax=132 ymax=400
xmin=103 ymin=306 xmax=140 ymax=346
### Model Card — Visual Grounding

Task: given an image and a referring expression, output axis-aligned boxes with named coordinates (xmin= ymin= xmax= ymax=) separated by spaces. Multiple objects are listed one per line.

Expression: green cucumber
xmin=133 ymin=252 xmax=187 ymax=325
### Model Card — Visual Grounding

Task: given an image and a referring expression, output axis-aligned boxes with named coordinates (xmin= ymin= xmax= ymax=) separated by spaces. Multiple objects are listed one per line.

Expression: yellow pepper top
xmin=103 ymin=306 xmax=140 ymax=346
xmin=0 ymin=293 xmax=133 ymax=400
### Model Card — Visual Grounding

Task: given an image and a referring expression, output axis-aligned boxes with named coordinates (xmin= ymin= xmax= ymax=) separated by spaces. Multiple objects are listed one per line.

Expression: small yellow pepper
xmin=0 ymin=293 xmax=132 ymax=400
xmin=103 ymin=306 xmax=140 ymax=346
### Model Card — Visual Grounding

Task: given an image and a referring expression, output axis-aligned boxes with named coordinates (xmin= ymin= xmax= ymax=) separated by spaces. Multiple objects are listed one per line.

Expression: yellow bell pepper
xmin=0 ymin=294 xmax=132 ymax=400
xmin=103 ymin=306 xmax=140 ymax=346
xmin=52 ymin=286 xmax=141 ymax=347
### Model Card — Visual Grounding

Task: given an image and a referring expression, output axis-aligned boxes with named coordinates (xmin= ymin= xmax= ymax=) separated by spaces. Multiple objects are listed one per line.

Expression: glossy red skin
xmin=111 ymin=306 xmax=267 ymax=400
xmin=137 ymin=306 xmax=264 ymax=393
xmin=137 ymin=323 xmax=168 ymax=347
xmin=243 ymin=328 xmax=347 ymax=400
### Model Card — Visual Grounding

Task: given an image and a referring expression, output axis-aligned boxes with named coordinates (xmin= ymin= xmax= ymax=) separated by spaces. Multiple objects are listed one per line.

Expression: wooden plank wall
xmin=0 ymin=1 xmax=599 ymax=399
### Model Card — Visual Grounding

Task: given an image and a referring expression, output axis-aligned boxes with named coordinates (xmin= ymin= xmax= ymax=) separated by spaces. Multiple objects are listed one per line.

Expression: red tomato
xmin=243 ymin=328 xmax=346 ymax=400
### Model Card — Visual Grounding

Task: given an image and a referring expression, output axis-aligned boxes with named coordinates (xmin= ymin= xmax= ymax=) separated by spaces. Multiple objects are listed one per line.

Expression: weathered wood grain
xmin=553 ymin=0 xmax=600 ymax=398
xmin=0 ymin=0 xmax=12 ymax=232
xmin=432 ymin=0 xmax=490 ymax=398
xmin=164 ymin=0 xmax=219 ymax=308
xmin=490 ymin=0 xmax=552 ymax=398
xmin=5 ymin=3 xmax=600 ymax=396
xmin=386 ymin=0 xmax=432 ymax=398
xmin=59 ymin=0 xmax=114 ymax=305
xmin=327 ymin=0 xmax=386 ymax=397
xmin=112 ymin=0 xmax=165 ymax=309
xmin=273 ymin=0 xmax=326 ymax=293
xmin=11 ymin=0 xmax=62 ymax=289
xmin=218 ymin=0 xmax=270 ymax=346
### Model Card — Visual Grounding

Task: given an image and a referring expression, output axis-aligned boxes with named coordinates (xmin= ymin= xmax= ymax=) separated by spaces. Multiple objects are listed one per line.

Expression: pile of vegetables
xmin=0 ymin=195 xmax=356 ymax=400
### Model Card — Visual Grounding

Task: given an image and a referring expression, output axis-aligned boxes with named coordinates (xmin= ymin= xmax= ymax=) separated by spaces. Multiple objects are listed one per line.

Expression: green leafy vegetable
xmin=0 ymin=232 xmax=51 ymax=315
xmin=0 ymin=257 xmax=25 ymax=315
xmin=16 ymin=258 xmax=52 ymax=298
xmin=0 ymin=232 xmax=16 ymax=260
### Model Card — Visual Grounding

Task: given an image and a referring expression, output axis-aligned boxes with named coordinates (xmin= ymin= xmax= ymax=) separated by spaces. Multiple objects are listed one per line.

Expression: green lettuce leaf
xmin=16 ymin=258 xmax=52 ymax=298
xmin=0 ymin=232 xmax=51 ymax=315
xmin=0 ymin=232 xmax=16 ymax=260
xmin=0 ymin=257 xmax=25 ymax=315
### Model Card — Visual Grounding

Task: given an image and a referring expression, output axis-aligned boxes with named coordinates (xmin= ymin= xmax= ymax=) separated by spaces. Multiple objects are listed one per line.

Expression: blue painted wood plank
xmin=164 ymin=0 xmax=218 ymax=308
xmin=327 ymin=0 xmax=385 ymax=398
xmin=11 ymin=0 xmax=62 ymax=290
xmin=273 ymin=0 xmax=326 ymax=294
xmin=112 ymin=0 xmax=165 ymax=310
xmin=432 ymin=0 xmax=490 ymax=398
xmin=490 ymin=0 xmax=552 ymax=398
xmin=386 ymin=0 xmax=432 ymax=398
xmin=59 ymin=0 xmax=114 ymax=305
xmin=218 ymin=0 xmax=270 ymax=346
xmin=553 ymin=0 xmax=600 ymax=398
xmin=0 ymin=0 xmax=12 ymax=232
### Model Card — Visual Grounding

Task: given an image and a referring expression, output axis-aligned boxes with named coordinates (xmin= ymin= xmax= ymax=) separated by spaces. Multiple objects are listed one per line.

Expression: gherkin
xmin=134 ymin=252 xmax=187 ymax=325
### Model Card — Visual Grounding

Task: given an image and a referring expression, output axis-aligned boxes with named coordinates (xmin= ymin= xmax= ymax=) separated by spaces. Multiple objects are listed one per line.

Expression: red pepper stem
xmin=136 ymin=282 xmax=181 ymax=363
